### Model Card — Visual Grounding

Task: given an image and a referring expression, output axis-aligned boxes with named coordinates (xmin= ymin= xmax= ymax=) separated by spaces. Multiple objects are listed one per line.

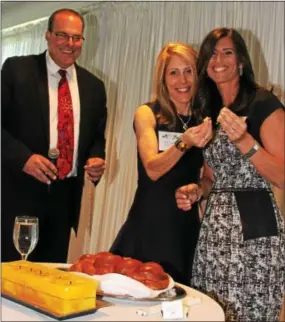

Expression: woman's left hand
xmin=175 ymin=184 xmax=201 ymax=211
xmin=182 ymin=117 xmax=213 ymax=148
xmin=217 ymin=107 xmax=247 ymax=143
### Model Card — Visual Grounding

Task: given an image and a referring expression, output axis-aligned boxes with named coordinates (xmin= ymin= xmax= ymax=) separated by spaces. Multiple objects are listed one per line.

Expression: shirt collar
xmin=46 ymin=51 xmax=74 ymax=79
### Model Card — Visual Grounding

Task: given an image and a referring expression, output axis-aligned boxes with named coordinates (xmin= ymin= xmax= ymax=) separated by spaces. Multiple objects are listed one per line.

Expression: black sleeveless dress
xmin=110 ymin=101 xmax=203 ymax=285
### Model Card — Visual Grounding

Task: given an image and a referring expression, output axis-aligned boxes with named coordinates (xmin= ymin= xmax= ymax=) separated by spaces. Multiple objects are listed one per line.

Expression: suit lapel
xmin=34 ymin=52 xmax=49 ymax=144
xmin=76 ymin=64 xmax=88 ymax=163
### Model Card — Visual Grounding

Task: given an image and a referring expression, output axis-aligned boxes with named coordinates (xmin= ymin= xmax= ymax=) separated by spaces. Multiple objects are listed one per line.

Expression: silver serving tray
xmin=97 ymin=285 xmax=187 ymax=301
xmin=1 ymin=293 xmax=97 ymax=321
xmin=57 ymin=267 xmax=187 ymax=301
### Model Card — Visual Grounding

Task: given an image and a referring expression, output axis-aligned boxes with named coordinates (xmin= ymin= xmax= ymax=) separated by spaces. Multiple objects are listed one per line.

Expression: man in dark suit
xmin=1 ymin=9 xmax=107 ymax=263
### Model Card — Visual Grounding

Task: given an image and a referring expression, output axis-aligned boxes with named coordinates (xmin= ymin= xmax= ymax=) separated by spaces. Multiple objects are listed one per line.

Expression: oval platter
xmin=97 ymin=284 xmax=187 ymax=301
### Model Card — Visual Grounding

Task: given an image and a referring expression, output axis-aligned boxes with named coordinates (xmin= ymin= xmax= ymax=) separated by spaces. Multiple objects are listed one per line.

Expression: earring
xmin=239 ymin=66 xmax=243 ymax=76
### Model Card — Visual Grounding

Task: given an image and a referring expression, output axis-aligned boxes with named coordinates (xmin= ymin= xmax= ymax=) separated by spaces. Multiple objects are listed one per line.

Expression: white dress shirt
xmin=46 ymin=51 xmax=80 ymax=177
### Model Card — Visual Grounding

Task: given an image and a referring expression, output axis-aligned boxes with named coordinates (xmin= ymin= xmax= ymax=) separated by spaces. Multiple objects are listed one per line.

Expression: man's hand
xmin=175 ymin=184 xmax=201 ymax=211
xmin=23 ymin=154 xmax=57 ymax=184
xmin=84 ymin=157 xmax=105 ymax=182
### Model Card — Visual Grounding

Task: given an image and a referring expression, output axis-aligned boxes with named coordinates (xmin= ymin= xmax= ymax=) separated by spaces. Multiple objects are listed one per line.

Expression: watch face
xmin=178 ymin=142 xmax=187 ymax=151
xmin=174 ymin=138 xmax=188 ymax=152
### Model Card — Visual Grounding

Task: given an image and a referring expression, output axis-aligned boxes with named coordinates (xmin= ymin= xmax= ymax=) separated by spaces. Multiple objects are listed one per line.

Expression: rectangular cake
xmin=1 ymin=260 xmax=97 ymax=317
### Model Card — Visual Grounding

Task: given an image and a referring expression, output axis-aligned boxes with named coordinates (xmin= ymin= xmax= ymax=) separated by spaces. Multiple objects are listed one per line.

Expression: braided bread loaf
xmin=69 ymin=252 xmax=170 ymax=290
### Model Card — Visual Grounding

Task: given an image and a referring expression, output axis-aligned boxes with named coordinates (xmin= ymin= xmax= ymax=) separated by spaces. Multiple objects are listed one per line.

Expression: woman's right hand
xmin=181 ymin=117 xmax=212 ymax=148
xmin=175 ymin=184 xmax=201 ymax=211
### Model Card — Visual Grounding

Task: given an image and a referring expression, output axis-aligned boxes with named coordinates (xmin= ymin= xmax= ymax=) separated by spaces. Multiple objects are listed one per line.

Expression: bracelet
xmin=242 ymin=141 xmax=260 ymax=159
xmin=196 ymin=183 xmax=203 ymax=202
xmin=174 ymin=136 xmax=189 ymax=152
xmin=196 ymin=194 xmax=202 ymax=202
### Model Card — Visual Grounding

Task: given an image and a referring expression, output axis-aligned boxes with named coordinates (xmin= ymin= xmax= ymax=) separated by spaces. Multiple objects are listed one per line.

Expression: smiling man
xmin=1 ymin=9 xmax=107 ymax=263
xmin=46 ymin=10 xmax=84 ymax=68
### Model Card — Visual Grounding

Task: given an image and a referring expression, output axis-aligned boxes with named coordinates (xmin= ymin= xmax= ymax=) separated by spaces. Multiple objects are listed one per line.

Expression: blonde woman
xmin=110 ymin=42 xmax=211 ymax=285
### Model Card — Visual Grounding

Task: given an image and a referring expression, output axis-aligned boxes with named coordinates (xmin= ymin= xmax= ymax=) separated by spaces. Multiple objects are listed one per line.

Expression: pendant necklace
xmin=177 ymin=112 xmax=192 ymax=131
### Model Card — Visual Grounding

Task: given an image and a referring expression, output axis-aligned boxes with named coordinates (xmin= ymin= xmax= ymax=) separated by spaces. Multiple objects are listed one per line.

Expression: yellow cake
xmin=1 ymin=260 xmax=97 ymax=317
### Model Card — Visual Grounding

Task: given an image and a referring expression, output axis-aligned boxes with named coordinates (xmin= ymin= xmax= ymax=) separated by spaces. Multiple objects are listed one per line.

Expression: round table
xmin=1 ymin=263 xmax=224 ymax=321
xmin=1 ymin=286 xmax=224 ymax=321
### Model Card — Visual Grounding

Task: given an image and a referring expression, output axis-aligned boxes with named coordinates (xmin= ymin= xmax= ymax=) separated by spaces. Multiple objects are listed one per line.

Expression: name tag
xmin=158 ymin=131 xmax=181 ymax=151
xmin=161 ymin=300 xmax=184 ymax=319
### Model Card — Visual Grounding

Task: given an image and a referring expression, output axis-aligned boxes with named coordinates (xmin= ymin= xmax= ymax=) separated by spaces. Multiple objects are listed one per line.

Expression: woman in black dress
xmin=110 ymin=42 xmax=212 ymax=285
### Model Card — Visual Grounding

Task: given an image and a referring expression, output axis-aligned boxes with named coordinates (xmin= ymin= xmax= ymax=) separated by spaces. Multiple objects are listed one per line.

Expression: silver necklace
xmin=177 ymin=113 xmax=192 ymax=131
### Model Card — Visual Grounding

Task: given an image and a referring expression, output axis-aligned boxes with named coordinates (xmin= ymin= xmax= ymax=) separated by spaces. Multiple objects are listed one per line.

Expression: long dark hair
xmin=193 ymin=28 xmax=259 ymax=124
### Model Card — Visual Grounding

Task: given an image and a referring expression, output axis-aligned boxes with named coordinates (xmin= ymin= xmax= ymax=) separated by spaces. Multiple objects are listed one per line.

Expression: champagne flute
xmin=13 ymin=216 xmax=39 ymax=260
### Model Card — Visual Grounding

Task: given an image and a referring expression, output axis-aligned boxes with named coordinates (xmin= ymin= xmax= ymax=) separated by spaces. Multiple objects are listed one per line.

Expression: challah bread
xmin=69 ymin=252 xmax=170 ymax=290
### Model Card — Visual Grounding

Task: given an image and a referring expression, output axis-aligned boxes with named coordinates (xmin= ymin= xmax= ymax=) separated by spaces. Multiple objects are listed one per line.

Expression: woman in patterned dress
xmin=176 ymin=28 xmax=285 ymax=321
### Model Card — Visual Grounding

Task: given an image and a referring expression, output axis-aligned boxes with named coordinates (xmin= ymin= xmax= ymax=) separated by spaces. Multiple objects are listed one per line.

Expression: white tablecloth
xmin=1 ymin=286 xmax=224 ymax=321
xmin=1 ymin=263 xmax=225 ymax=321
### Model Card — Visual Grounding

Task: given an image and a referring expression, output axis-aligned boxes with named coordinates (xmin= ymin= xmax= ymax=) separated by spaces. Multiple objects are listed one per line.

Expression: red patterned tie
xmin=56 ymin=69 xmax=74 ymax=179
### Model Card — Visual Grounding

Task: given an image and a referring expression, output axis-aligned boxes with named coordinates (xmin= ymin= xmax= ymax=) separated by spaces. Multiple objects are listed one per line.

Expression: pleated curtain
xmin=2 ymin=1 xmax=284 ymax=262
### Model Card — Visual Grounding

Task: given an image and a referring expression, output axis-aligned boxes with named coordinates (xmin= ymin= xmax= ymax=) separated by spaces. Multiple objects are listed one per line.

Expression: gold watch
xmin=174 ymin=137 xmax=189 ymax=152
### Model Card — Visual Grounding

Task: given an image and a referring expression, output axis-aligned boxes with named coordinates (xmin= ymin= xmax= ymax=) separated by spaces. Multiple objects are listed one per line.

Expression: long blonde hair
xmin=151 ymin=42 xmax=198 ymax=129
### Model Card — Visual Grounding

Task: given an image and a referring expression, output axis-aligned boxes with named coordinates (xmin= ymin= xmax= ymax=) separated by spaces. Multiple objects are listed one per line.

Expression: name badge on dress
xmin=158 ymin=131 xmax=181 ymax=151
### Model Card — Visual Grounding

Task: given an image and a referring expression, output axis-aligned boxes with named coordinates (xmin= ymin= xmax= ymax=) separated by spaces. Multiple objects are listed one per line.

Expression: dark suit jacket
xmin=1 ymin=51 xmax=107 ymax=232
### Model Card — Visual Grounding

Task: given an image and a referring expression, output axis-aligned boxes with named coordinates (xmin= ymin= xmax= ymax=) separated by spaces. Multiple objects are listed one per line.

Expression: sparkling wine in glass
xmin=13 ymin=216 xmax=39 ymax=260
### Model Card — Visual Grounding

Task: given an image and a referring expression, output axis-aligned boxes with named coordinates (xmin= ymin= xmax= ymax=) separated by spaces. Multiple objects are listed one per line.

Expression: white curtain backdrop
xmin=2 ymin=1 xmax=284 ymax=262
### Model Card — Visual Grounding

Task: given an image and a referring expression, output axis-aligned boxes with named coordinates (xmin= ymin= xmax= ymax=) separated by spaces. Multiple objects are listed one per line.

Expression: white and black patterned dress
xmin=192 ymin=90 xmax=285 ymax=321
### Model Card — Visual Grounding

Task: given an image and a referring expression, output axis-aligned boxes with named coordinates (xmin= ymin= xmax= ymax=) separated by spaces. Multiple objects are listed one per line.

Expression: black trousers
xmin=1 ymin=177 xmax=77 ymax=263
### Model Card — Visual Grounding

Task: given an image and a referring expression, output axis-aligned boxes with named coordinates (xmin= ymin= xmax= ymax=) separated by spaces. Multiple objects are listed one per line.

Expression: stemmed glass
xmin=13 ymin=216 xmax=39 ymax=260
